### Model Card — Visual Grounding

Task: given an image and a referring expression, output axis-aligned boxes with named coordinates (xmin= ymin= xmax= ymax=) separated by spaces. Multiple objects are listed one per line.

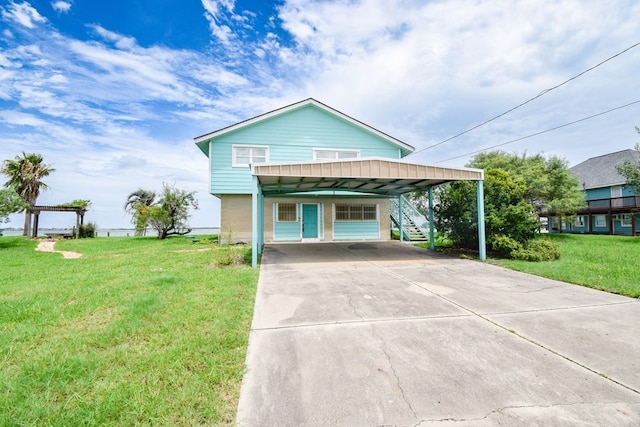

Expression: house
xmin=550 ymin=149 xmax=640 ymax=236
xmin=194 ymin=98 xmax=486 ymax=266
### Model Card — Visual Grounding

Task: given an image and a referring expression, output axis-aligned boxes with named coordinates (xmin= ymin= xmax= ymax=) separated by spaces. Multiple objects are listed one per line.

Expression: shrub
xmin=512 ymin=238 xmax=560 ymax=262
xmin=490 ymin=234 xmax=522 ymax=257
xmin=72 ymin=222 xmax=97 ymax=238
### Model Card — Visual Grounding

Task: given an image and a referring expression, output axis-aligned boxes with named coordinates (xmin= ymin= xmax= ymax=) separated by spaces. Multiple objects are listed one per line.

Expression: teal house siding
xmin=585 ymin=187 xmax=610 ymax=201
xmin=591 ymin=215 xmax=609 ymax=234
xmin=274 ymin=221 xmax=301 ymax=241
xmin=195 ymin=98 xmax=416 ymax=243
xmin=207 ymin=104 xmax=404 ymax=195
xmin=334 ymin=222 xmax=379 ymax=239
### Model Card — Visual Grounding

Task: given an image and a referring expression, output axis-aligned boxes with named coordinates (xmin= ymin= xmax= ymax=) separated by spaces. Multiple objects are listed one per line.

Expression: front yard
xmin=494 ymin=234 xmax=640 ymax=298
xmin=0 ymin=236 xmax=257 ymax=425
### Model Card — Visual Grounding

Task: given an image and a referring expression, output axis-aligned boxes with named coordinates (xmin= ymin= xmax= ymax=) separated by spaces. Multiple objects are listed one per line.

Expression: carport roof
xmin=252 ymin=158 xmax=483 ymax=196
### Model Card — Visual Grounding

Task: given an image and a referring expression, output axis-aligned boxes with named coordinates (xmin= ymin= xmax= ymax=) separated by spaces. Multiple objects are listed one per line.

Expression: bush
xmin=512 ymin=238 xmax=560 ymax=262
xmin=489 ymin=234 xmax=522 ymax=257
xmin=72 ymin=222 xmax=97 ymax=238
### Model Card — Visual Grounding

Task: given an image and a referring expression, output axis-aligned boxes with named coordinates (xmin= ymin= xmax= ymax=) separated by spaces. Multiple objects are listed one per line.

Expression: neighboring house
xmin=194 ymin=98 xmax=485 ymax=255
xmin=549 ymin=149 xmax=640 ymax=236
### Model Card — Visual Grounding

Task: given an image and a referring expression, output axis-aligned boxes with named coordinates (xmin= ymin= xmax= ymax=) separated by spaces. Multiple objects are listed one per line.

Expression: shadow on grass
xmin=0 ymin=237 xmax=26 ymax=250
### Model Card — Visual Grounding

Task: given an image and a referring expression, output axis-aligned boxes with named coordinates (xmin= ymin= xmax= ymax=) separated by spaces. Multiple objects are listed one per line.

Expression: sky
xmin=1 ymin=0 xmax=639 ymax=229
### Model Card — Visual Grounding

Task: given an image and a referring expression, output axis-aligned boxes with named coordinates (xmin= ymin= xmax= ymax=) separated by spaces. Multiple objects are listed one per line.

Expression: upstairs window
xmin=233 ymin=145 xmax=269 ymax=167
xmin=313 ymin=149 xmax=360 ymax=161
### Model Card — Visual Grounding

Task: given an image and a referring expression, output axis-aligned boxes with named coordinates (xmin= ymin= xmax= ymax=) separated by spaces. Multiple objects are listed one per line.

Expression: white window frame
xmin=333 ymin=203 xmax=379 ymax=222
xmin=574 ymin=215 xmax=586 ymax=227
xmin=232 ymin=145 xmax=269 ymax=167
xmin=313 ymin=148 xmax=360 ymax=161
xmin=276 ymin=203 xmax=298 ymax=223
xmin=595 ymin=215 xmax=607 ymax=228
xmin=621 ymin=214 xmax=632 ymax=227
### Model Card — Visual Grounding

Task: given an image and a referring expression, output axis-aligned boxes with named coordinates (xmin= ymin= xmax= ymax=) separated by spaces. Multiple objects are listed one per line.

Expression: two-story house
xmin=194 ymin=98 xmax=486 ymax=266
xmin=550 ymin=149 xmax=640 ymax=236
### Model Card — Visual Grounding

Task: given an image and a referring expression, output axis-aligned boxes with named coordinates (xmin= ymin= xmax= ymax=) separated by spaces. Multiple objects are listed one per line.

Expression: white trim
xmin=194 ymin=98 xmax=415 ymax=154
xmin=232 ymin=144 xmax=269 ymax=168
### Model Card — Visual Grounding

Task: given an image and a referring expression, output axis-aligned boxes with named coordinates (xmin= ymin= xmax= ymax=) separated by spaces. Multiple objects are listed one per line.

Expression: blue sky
xmin=1 ymin=0 xmax=639 ymax=229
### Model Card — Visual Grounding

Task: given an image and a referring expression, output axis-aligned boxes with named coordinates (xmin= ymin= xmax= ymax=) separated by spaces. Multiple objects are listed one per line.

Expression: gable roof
xmin=570 ymin=149 xmax=640 ymax=189
xmin=194 ymin=98 xmax=415 ymax=157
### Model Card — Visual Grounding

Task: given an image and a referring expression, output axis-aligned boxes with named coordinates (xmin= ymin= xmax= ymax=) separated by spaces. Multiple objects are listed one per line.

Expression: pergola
xmin=250 ymin=158 xmax=486 ymax=268
xmin=29 ymin=205 xmax=87 ymax=239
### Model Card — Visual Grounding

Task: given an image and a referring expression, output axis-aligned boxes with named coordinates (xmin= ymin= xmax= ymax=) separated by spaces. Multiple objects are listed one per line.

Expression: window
xmin=277 ymin=203 xmax=297 ymax=222
xmin=595 ymin=215 xmax=607 ymax=228
xmin=621 ymin=214 xmax=632 ymax=227
xmin=233 ymin=145 xmax=268 ymax=167
xmin=313 ymin=149 xmax=360 ymax=161
xmin=335 ymin=204 xmax=377 ymax=222
xmin=574 ymin=215 xmax=585 ymax=227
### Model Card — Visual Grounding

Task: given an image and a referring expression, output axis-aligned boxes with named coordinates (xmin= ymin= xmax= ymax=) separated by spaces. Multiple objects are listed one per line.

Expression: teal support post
xmin=258 ymin=191 xmax=264 ymax=254
xmin=477 ymin=180 xmax=486 ymax=261
xmin=428 ymin=187 xmax=435 ymax=251
xmin=251 ymin=175 xmax=259 ymax=268
xmin=398 ymin=195 xmax=404 ymax=242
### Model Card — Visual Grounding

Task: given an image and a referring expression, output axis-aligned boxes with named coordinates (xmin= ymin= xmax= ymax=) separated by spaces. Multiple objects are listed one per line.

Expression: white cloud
xmin=201 ymin=0 xmax=237 ymax=45
xmin=1 ymin=0 xmax=640 ymax=230
xmin=51 ymin=1 xmax=72 ymax=13
xmin=1 ymin=1 xmax=46 ymax=28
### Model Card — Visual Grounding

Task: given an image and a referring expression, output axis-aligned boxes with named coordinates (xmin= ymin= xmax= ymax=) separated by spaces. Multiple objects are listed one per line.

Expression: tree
xmin=616 ymin=138 xmax=640 ymax=194
xmin=422 ymin=150 xmax=581 ymax=258
xmin=0 ymin=188 xmax=27 ymax=222
xmin=433 ymin=168 xmax=539 ymax=253
xmin=468 ymin=151 xmax=583 ymax=217
xmin=125 ymin=183 xmax=198 ymax=239
xmin=124 ymin=188 xmax=156 ymax=235
xmin=1 ymin=152 xmax=55 ymax=236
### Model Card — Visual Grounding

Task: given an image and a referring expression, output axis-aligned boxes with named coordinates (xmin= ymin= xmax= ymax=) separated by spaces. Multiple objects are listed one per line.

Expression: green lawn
xmin=494 ymin=234 xmax=640 ymax=298
xmin=0 ymin=236 xmax=258 ymax=426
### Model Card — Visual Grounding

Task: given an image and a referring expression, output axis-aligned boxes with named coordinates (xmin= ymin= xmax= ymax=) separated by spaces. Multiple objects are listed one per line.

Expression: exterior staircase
xmin=390 ymin=195 xmax=431 ymax=241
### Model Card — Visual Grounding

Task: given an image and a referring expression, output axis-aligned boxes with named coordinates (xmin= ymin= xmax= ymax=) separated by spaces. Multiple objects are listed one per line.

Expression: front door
xmin=302 ymin=204 xmax=319 ymax=239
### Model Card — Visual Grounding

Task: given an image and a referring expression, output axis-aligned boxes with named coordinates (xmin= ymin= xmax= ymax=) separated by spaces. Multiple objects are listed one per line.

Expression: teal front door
xmin=302 ymin=204 xmax=319 ymax=238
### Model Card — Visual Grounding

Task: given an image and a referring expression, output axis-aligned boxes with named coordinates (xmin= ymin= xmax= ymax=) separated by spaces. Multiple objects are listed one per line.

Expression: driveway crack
xmin=372 ymin=325 xmax=418 ymax=419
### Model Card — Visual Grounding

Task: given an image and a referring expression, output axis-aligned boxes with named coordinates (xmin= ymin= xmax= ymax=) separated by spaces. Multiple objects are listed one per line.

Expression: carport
xmin=250 ymin=158 xmax=485 ymax=267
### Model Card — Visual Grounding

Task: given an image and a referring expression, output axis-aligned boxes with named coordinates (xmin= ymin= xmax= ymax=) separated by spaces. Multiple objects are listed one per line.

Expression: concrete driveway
xmin=237 ymin=242 xmax=640 ymax=426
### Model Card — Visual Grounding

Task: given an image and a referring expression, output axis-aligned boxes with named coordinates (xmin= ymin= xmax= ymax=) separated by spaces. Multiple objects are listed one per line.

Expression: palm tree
xmin=124 ymin=188 xmax=156 ymax=235
xmin=1 ymin=152 xmax=55 ymax=236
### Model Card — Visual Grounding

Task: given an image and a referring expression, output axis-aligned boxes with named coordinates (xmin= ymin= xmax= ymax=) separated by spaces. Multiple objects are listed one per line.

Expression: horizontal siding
xmin=274 ymin=221 xmax=301 ymax=241
xmin=210 ymin=105 xmax=402 ymax=194
xmin=333 ymin=221 xmax=380 ymax=240
xmin=586 ymin=188 xmax=610 ymax=200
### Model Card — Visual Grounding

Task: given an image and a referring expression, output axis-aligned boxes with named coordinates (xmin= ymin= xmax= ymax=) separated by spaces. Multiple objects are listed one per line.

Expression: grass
xmin=493 ymin=234 xmax=640 ymax=298
xmin=0 ymin=235 xmax=258 ymax=426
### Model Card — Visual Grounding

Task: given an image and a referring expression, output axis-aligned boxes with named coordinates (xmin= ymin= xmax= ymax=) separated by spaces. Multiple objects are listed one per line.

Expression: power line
xmin=411 ymin=40 xmax=640 ymax=156
xmin=433 ymin=99 xmax=640 ymax=164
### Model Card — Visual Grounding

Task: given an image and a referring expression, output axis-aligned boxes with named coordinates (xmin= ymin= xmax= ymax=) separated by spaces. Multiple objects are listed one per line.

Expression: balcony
xmin=586 ymin=196 xmax=640 ymax=211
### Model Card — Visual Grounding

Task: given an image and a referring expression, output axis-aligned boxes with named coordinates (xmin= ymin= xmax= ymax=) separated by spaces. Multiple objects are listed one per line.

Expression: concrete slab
xmin=237 ymin=242 xmax=640 ymax=426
